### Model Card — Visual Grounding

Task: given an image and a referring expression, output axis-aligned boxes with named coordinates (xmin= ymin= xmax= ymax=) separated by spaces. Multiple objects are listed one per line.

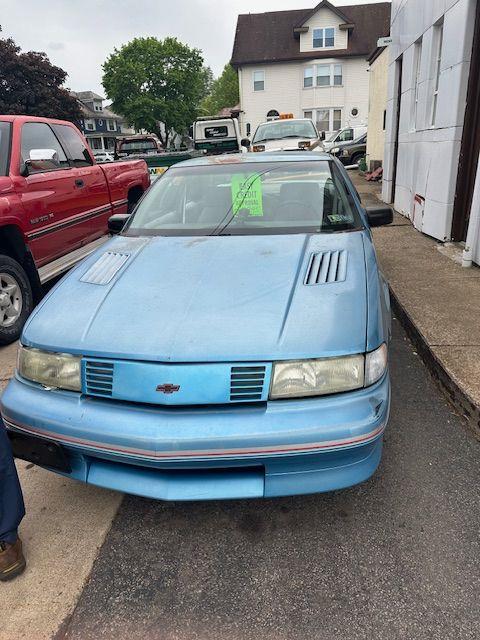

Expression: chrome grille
xmin=304 ymin=250 xmax=347 ymax=285
xmin=85 ymin=361 xmax=114 ymax=397
xmin=230 ymin=366 xmax=266 ymax=402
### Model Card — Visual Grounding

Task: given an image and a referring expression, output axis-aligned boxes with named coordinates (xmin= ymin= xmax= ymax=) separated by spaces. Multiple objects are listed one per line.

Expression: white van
xmin=193 ymin=117 xmax=248 ymax=155
xmin=322 ymin=126 xmax=368 ymax=152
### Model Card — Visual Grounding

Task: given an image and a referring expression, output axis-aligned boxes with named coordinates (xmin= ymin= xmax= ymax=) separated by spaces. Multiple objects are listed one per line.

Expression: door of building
xmin=451 ymin=0 xmax=480 ymax=242
xmin=391 ymin=55 xmax=403 ymax=205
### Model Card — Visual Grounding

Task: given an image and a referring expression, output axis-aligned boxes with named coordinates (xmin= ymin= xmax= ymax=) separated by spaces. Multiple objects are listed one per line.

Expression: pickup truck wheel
xmin=0 ymin=255 xmax=33 ymax=345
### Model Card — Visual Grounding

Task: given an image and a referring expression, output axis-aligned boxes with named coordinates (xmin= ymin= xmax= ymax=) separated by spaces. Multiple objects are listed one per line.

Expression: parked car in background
xmin=3 ymin=152 xmax=393 ymax=502
xmin=0 ymin=115 xmax=150 ymax=344
xmin=250 ymin=116 xmax=320 ymax=152
xmin=323 ymin=126 xmax=368 ymax=152
xmin=330 ymin=133 xmax=367 ymax=166
xmin=94 ymin=151 xmax=114 ymax=163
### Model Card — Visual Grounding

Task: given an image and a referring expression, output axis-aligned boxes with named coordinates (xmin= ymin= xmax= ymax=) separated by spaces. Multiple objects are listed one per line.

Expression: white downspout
xmin=462 ymin=159 xmax=480 ymax=267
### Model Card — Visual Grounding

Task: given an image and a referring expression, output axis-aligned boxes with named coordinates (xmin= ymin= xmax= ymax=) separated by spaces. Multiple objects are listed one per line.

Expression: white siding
xmin=299 ymin=7 xmax=348 ymax=52
xmin=382 ymin=0 xmax=476 ymax=243
xmin=366 ymin=48 xmax=389 ymax=168
xmin=239 ymin=57 xmax=370 ymax=138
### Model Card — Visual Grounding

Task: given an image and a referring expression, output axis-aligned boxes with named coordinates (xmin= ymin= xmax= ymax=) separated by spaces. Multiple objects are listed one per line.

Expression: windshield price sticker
xmin=231 ymin=174 xmax=264 ymax=217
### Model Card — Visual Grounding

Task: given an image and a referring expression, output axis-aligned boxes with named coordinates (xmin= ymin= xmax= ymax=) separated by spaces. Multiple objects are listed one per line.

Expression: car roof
xmin=172 ymin=151 xmax=332 ymax=168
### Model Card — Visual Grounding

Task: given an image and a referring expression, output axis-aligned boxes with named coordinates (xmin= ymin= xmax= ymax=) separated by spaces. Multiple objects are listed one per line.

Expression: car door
xmin=18 ymin=121 xmax=86 ymax=266
xmin=52 ymin=123 xmax=111 ymax=245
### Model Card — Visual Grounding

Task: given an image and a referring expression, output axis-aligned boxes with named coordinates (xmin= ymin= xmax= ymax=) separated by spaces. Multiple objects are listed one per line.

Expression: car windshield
xmin=253 ymin=121 xmax=317 ymax=143
xmin=125 ymin=160 xmax=362 ymax=237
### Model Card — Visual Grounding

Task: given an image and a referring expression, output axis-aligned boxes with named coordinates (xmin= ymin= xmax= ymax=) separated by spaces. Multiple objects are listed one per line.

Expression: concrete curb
xmin=390 ymin=289 xmax=480 ymax=440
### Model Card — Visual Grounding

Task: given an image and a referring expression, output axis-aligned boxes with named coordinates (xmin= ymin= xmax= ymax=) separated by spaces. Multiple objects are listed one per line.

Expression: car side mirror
xmin=241 ymin=138 xmax=251 ymax=149
xmin=320 ymin=131 xmax=326 ymax=141
xmin=366 ymin=206 xmax=393 ymax=227
xmin=22 ymin=148 xmax=59 ymax=175
xmin=29 ymin=148 xmax=58 ymax=163
xmin=108 ymin=214 xmax=130 ymax=234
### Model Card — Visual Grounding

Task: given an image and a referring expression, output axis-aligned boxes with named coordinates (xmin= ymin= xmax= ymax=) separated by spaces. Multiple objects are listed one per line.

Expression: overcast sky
xmin=1 ymin=0 xmax=387 ymax=97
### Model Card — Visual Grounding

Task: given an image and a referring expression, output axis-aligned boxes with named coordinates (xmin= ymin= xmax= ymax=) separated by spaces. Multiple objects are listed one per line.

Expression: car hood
xmin=23 ymin=232 xmax=369 ymax=362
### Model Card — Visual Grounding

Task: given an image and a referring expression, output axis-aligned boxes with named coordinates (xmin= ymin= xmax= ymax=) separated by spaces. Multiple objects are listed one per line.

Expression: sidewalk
xmin=351 ymin=171 xmax=480 ymax=437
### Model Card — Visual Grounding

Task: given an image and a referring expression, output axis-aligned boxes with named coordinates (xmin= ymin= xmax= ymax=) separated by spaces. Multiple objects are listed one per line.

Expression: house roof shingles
xmin=231 ymin=2 xmax=391 ymax=67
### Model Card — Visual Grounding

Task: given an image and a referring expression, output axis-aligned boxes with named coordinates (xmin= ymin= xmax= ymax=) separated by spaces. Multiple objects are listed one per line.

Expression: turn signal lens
xmin=252 ymin=145 xmax=265 ymax=152
xmin=365 ymin=344 xmax=388 ymax=386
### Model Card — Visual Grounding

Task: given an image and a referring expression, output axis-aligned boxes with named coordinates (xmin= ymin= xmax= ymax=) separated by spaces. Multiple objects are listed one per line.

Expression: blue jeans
xmin=0 ymin=423 xmax=25 ymax=544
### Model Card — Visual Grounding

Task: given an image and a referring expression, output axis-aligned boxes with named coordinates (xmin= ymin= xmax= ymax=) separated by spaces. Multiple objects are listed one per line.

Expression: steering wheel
xmin=277 ymin=199 xmax=316 ymax=219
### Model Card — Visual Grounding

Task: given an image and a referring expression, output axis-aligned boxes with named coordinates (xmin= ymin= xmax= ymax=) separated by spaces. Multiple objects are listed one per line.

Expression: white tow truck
xmin=249 ymin=114 xmax=321 ymax=153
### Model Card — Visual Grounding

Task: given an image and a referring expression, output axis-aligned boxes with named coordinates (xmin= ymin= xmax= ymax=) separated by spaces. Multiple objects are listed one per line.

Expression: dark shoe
xmin=0 ymin=538 xmax=26 ymax=581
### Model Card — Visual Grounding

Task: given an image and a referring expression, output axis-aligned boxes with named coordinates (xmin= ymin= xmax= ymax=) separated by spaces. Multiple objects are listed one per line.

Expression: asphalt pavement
xmin=57 ymin=318 xmax=480 ymax=640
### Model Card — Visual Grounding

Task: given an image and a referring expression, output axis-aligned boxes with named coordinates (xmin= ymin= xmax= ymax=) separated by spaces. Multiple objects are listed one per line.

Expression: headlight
xmin=270 ymin=354 xmax=365 ymax=399
xmin=17 ymin=345 xmax=82 ymax=391
xmin=270 ymin=344 xmax=387 ymax=400
xmin=298 ymin=140 xmax=311 ymax=149
xmin=330 ymin=147 xmax=340 ymax=154
xmin=342 ymin=149 xmax=350 ymax=157
xmin=365 ymin=343 xmax=388 ymax=386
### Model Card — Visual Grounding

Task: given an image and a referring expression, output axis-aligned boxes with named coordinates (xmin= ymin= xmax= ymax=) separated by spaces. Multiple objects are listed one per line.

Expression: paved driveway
xmin=58 ymin=319 xmax=480 ymax=640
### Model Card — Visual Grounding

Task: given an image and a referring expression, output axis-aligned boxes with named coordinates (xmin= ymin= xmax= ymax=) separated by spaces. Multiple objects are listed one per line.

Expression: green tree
xmin=102 ymin=37 xmax=206 ymax=147
xmin=200 ymin=64 xmax=240 ymax=116
xmin=0 ymin=27 xmax=82 ymax=123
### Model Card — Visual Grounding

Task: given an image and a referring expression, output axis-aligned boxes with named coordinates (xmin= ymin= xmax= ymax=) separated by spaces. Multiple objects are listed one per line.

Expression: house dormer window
xmin=312 ymin=27 xmax=335 ymax=48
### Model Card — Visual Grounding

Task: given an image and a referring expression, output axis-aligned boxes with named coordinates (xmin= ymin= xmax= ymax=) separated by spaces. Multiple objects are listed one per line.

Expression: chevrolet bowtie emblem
xmin=156 ymin=383 xmax=180 ymax=394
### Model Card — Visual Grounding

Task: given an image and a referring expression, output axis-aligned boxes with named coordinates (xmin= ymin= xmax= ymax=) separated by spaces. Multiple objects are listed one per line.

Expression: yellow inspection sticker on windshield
xmin=231 ymin=174 xmax=264 ymax=217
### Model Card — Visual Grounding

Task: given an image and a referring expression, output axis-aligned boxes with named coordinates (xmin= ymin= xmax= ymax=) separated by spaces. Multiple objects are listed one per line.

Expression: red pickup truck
xmin=0 ymin=115 xmax=150 ymax=344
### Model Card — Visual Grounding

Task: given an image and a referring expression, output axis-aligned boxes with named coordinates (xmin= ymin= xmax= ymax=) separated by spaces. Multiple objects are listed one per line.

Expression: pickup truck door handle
xmin=75 ymin=179 xmax=85 ymax=188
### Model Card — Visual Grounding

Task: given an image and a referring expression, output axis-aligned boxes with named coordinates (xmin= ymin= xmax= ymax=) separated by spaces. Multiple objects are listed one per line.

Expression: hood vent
xmin=84 ymin=360 xmax=114 ymax=397
xmin=304 ymin=250 xmax=347 ymax=285
xmin=80 ymin=252 xmax=130 ymax=285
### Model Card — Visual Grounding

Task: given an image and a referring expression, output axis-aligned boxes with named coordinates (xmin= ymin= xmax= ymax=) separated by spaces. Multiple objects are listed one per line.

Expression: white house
xmin=366 ymin=46 xmax=389 ymax=171
xmin=382 ymin=0 xmax=480 ymax=266
xmin=231 ymin=0 xmax=391 ymax=140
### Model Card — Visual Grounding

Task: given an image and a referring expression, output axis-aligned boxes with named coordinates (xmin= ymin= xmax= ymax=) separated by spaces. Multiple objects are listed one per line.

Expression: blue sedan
xmin=2 ymin=153 xmax=392 ymax=501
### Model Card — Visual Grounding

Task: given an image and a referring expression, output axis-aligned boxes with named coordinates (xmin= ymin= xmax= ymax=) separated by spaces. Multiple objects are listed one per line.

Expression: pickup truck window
xmin=21 ymin=122 xmax=69 ymax=173
xmin=0 ymin=122 xmax=11 ymax=176
xmin=52 ymin=124 xmax=93 ymax=167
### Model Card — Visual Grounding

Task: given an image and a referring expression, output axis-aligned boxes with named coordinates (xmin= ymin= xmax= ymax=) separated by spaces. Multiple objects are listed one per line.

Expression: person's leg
xmin=0 ymin=422 xmax=26 ymax=580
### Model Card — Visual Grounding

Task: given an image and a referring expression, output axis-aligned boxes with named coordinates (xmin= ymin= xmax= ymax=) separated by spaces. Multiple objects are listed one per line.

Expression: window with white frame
xmin=431 ymin=21 xmax=443 ymax=126
xmin=107 ymin=119 xmax=116 ymax=131
xmin=304 ymin=64 xmax=342 ymax=88
xmin=253 ymin=70 xmax=265 ymax=91
xmin=317 ymin=65 xmax=330 ymax=86
xmin=304 ymin=108 xmax=341 ymax=133
xmin=411 ymin=38 xmax=422 ymax=130
xmin=304 ymin=67 xmax=314 ymax=88
xmin=84 ymin=119 xmax=95 ymax=131
xmin=312 ymin=27 xmax=335 ymax=49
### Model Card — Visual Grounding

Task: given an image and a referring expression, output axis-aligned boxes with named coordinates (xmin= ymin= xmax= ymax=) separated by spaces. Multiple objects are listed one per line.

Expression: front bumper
xmin=1 ymin=373 xmax=390 ymax=500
